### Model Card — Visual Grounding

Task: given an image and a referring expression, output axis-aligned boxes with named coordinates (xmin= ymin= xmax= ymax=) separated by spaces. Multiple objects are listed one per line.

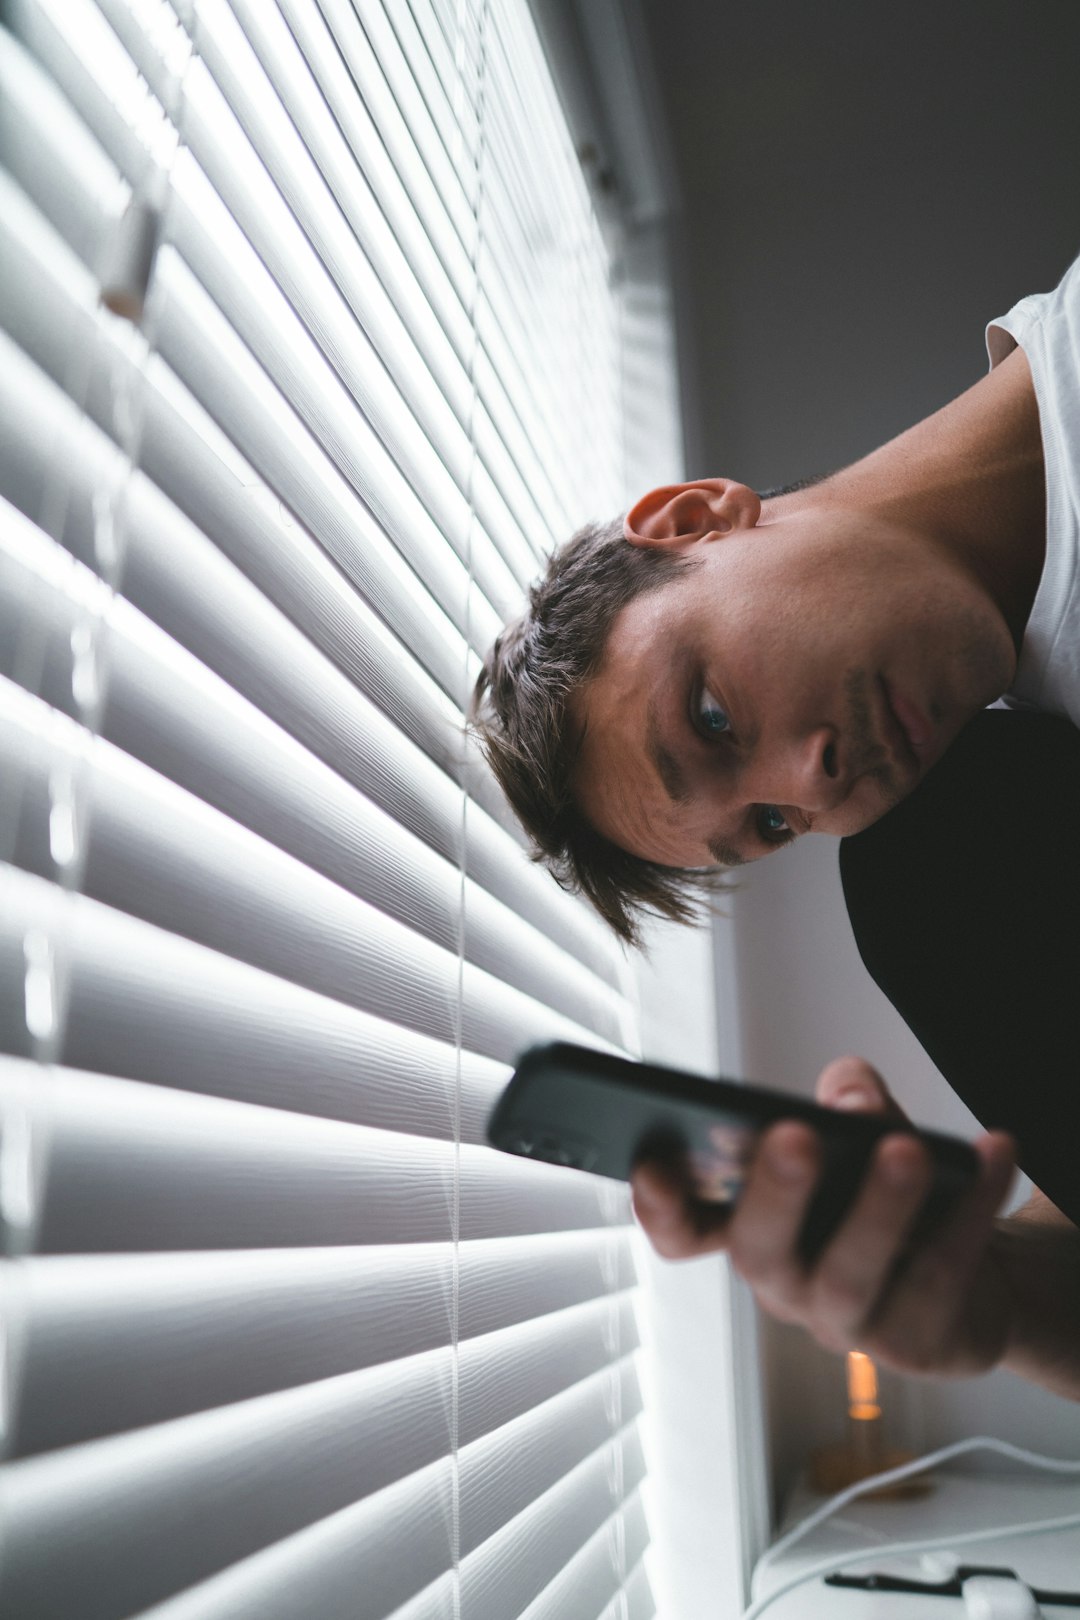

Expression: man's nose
xmin=749 ymin=728 xmax=846 ymax=814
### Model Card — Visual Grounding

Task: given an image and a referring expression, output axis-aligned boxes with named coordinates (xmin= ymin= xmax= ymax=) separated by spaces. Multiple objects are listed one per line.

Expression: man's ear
xmin=624 ymin=478 xmax=761 ymax=549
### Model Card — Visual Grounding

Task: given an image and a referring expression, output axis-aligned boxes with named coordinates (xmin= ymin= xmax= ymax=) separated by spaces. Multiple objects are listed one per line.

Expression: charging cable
xmin=743 ymin=1435 xmax=1080 ymax=1620
xmin=742 ymin=1510 xmax=1079 ymax=1619
xmin=755 ymin=1435 xmax=1080 ymax=1582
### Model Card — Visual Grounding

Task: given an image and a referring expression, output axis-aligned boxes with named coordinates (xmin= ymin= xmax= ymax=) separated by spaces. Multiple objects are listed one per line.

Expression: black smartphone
xmin=487 ymin=1041 xmax=980 ymax=1262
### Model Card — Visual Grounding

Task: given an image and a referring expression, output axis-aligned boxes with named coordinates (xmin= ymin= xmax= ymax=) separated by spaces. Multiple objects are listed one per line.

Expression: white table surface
xmin=751 ymin=1469 xmax=1080 ymax=1618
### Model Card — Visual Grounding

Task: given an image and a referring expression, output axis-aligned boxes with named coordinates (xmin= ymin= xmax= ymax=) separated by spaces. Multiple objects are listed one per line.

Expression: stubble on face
xmin=843 ymin=667 xmax=903 ymax=813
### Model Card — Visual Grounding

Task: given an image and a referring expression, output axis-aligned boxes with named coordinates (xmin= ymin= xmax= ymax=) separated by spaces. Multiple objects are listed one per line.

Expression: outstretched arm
xmin=632 ymin=1056 xmax=1080 ymax=1400
xmin=996 ymin=1187 xmax=1080 ymax=1400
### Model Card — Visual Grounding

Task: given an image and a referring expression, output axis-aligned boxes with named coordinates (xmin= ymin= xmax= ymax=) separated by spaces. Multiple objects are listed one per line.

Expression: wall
xmin=630 ymin=0 xmax=1080 ymax=1512
xmin=638 ymin=0 xmax=1080 ymax=488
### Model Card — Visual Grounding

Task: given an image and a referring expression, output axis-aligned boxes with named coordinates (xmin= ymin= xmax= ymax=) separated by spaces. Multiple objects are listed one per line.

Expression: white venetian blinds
xmin=0 ymin=0 xmax=658 ymax=1615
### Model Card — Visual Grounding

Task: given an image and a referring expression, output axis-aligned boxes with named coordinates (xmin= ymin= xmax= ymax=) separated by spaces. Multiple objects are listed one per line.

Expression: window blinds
xmin=0 ymin=0 xmax=659 ymax=1616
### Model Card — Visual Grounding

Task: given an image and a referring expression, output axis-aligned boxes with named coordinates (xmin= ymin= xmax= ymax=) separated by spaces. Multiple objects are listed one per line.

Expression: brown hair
xmin=470 ymin=515 xmax=731 ymax=947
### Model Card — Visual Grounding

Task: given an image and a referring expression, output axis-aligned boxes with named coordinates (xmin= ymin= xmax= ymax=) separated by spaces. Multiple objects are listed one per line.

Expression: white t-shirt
xmin=987 ymin=254 xmax=1080 ymax=724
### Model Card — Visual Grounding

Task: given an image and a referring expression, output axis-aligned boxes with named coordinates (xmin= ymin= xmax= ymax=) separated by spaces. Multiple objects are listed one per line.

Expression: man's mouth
xmin=887 ymin=684 xmax=932 ymax=756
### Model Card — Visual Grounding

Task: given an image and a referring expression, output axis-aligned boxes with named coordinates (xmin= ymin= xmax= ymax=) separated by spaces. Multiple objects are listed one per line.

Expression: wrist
xmin=993 ymin=1214 xmax=1080 ymax=1399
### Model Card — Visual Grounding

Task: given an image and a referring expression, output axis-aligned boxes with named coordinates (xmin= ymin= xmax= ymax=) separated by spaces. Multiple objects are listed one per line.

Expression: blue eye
xmin=757 ymin=806 xmax=792 ymax=844
xmin=697 ymin=686 xmax=732 ymax=738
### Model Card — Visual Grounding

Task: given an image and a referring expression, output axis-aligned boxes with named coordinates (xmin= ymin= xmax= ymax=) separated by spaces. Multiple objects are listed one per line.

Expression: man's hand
xmin=631 ymin=1056 xmax=1019 ymax=1381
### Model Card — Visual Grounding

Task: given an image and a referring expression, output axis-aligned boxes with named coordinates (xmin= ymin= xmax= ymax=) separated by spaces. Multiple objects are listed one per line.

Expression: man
xmin=474 ymin=256 xmax=1080 ymax=1400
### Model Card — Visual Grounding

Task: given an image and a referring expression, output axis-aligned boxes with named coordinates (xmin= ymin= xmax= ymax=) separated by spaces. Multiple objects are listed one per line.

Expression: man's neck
xmin=802 ymin=346 xmax=1047 ymax=653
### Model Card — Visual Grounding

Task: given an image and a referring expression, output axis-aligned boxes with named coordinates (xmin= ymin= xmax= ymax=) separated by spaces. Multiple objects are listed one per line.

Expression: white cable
xmin=741 ymin=1506 xmax=1080 ymax=1620
xmin=753 ymin=1434 xmax=1080 ymax=1591
xmin=744 ymin=1435 xmax=1080 ymax=1620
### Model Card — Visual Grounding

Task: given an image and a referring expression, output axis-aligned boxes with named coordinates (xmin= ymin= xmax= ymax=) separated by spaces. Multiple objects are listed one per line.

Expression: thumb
xmin=815 ymin=1055 xmax=909 ymax=1122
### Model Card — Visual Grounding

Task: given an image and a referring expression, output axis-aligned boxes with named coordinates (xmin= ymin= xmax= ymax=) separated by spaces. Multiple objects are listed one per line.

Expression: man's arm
xmin=997 ymin=1188 xmax=1080 ymax=1400
xmin=632 ymin=1056 xmax=1080 ymax=1400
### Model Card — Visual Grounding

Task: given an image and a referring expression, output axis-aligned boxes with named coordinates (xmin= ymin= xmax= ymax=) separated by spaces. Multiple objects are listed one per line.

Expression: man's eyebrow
xmin=646 ymin=705 xmax=749 ymax=868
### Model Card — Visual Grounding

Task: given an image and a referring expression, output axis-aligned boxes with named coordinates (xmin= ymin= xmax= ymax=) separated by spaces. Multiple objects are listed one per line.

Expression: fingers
xmin=631 ymin=1159 xmax=732 ymax=1259
xmin=631 ymin=1117 xmax=824 ymax=1265
xmin=723 ymin=1122 xmax=821 ymax=1315
xmin=867 ymin=1131 xmax=1016 ymax=1373
xmin=815 ymin=1055 xmax=908 ymax=1121
xmin=632 ymin=1104 xmax=1018 ymax=1378
xmin=772 ymin=1131 xmax=933 ymax=1348
xmin=726 ymin=1126 xmax=1014 ymax=1371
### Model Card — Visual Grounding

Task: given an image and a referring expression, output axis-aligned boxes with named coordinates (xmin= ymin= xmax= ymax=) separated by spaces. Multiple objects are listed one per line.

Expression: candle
xmin=847 ymin=1350 xmax=882 ymax=1422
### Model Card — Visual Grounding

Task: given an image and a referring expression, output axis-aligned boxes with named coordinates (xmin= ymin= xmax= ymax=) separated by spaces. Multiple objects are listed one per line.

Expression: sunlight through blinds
xmin=0 ymin=0 xmax=658 ymax=1615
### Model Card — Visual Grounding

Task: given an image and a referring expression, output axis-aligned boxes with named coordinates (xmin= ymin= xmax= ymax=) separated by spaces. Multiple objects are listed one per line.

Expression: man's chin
xmin=840 ymin=781 xmax=915 ymax=839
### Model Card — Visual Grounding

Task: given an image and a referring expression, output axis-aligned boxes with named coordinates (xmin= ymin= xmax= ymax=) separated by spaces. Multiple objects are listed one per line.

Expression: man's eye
xmin=697 ymin=687 xmax=732 ymax=738
xmin=757 ymin=805 xmax=793 ymax=845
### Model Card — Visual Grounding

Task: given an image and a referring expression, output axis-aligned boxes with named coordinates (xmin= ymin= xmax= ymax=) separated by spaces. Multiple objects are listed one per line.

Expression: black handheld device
xmin=487 ymin=1042 xmax=979 ymax=1262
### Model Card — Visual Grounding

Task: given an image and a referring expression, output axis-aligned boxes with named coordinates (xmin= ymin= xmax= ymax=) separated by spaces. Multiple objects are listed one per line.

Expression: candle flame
xmin=847 ymin=1350 xmax=881 ymax=1420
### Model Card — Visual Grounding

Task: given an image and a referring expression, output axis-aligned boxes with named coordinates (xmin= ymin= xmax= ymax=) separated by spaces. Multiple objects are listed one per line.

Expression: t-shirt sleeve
xmin=840 ymin=707 xmax=1080 ymax=1226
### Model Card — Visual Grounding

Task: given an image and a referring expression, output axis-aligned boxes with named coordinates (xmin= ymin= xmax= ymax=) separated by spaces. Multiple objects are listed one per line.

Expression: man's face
xmin=569 ymin=505 xmax=1016 ymax=868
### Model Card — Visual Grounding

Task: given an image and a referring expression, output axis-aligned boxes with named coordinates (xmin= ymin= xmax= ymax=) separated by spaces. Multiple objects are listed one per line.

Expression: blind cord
xmin=451 ymin=0 xmax=489 ymax=1615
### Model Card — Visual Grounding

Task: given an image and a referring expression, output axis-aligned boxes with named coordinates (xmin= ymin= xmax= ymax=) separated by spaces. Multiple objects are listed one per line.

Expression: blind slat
xmin=0 ymin=501 xmax=625 ymax=996
xmin=21 ymin=0 xmax=599 ymax=563
xmin=458 ymin=1428 xmax=647 ymax=1620
xmin=16 ymin=1231 xmax=637 ymax=1457
xmin=188 ymin=0 xmax=556 ymax=573
xmin=0 ymin=832 xmax=604 ymax=1089
xmin=94 ymin=0 xmax=476 ymax=453
xmin=0 ymin=175 xmax=482 ymax=697
xmin=124 ymin=1485 xmax=652 ymax=1620
xmin=1 ymin=711 xmax=602 ymax=1068
xmin=4 ymin=1065 xmax=626 ymax=1257
xmin=1 ymin=676 xmax=629 ymax=1045
xmin=460 ymin=1360 xmax=643 ymax=1557
xmin=607 ymin=1556 xmax=657 ymax=1620
xmin=520 ymin=1502 xmax=653 ymax=1620
xmin=0 ymin=329 xmax=550 ymax=868
xmin=337 ymin=0 xmax=597 ymax=541
xmin=284 ymin=0 xmax=574 ymax=550
xmin=0 ymin=864 xmax=505 ymax=1138
xmin=0 ymin=1352 xmax=460 ymax=1620
xmin=0 ymin=0 xmax=660 ymax=1612
xmin=307 ymin=0 xmax=590 ymax=520
xmin=165 ymin=147 xmax=523 ymax=616
xmin=1 ymin=1367 xmax=642 ymax=1620
xmin=152 ymin=244 xmax=509 ymax=646
xmin=127 ymin=1463 xmax=456 ymax=1620
xmin=382 ymin=1500 xmax=654 ymax=1620
xmin=0 ymin=25 xmax=119 ymax=268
